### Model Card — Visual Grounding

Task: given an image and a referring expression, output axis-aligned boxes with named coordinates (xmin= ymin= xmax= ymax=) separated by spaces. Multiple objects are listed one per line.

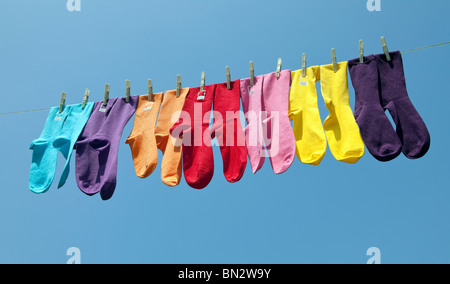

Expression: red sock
xmin=212 ymin=80 xmax=247 ymax=183
xmin=170 ymin=85 xmax=216 ymax=189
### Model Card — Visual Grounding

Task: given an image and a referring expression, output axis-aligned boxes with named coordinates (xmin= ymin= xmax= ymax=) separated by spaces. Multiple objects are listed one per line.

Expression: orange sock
xmin=125 ymin=93 xmax=163 ymax=178
xmin=155 ymin=88 xmax=189 ymax=187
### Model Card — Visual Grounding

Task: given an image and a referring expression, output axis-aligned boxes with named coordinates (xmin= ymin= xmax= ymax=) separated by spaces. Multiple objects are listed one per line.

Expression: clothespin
xmin=125 ymin=80 xmax=131 ymax=103
xmin=198 ymin=72 xmax=206 ymax=101
xmin=302 ymin=53 xmax=307 ymax=77
xmin=250 ymin=61 xmax=255 ymax=86
xmin=82 ymin=88 xmax=90 ymax=108
xmin=176 ymin=75 xmax=182 ymax=97
xmin=381 ymin=36 xmax=391 ymax=61
xmin=276 ymin=58 xmax=282 ymax=78
xmin=59 ymin=92 xmax=66 ymax=113
xmin=200 ymin=72 xmax=205 ymax=92
xmin=359 ymin=40 xmax=365 ymax=63
xmin=226 ymin=66 xmax=231 ymax=90
xmin=332 ymin=48 xmax=337 ymax=72
xmin=103 ymin=84 xmax=110 ymax=106
xmin=148 ymin=79 xmax=154 ymax=102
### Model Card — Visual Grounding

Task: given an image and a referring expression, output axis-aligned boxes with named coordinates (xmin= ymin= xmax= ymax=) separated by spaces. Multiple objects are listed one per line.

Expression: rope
xmin=402 ymin=42 xmax=450 ymax=53
xmin=1 ymin=41 xmax=449 ymax=117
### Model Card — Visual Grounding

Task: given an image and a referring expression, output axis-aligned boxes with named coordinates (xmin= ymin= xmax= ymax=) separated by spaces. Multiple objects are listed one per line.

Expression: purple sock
xmin=348 ymin=55 xmax=402 ymax=161
xmin=375 ymin=51 xmax=431 ymax=159
xmin=75 ymin=96 xmax=138 ymax=200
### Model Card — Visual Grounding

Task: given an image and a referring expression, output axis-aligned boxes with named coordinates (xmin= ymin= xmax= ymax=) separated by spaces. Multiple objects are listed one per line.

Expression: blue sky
xmin=0 ymin=0 xmax=449 ymax=264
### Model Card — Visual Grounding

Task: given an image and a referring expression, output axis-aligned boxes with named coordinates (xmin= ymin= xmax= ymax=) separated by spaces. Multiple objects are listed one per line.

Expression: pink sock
xmin=262 ymin=70 xmax=296 ymax=174
xmin=240 ymin=76 xmax=265 ymax=174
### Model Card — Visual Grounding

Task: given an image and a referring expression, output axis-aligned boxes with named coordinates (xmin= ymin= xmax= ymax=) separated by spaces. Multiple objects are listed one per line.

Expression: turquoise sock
xmin=29 ymin=103 xmax=94 ymax=193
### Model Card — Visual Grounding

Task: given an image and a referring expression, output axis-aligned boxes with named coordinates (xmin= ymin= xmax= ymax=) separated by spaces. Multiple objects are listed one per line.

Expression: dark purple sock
xmin=375 ymin=51 xmax=430 ymax=159
xmin=75 ymin=96 xmax=138 ymax=200
xmin=348 ymin=55 xmax=402 ymax=162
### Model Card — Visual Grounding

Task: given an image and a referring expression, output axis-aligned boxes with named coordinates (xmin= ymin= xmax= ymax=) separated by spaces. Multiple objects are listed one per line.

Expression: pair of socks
xmin=29 ymin=103 xmax=94 ymax=193
xmin=289 ymin=64 xmax=365 ymax=165
xmin=170 ymin=81 xmax=247 ymax=189
xmin=75 ymin=96 xmax=138 ymax=200
xmin=125 ymin=88 xmax=189 ymax=186
xmin=348 ymin=51 xmax=430 ymax=161
xmin=240 ymin=70 xmax=296 ymax=174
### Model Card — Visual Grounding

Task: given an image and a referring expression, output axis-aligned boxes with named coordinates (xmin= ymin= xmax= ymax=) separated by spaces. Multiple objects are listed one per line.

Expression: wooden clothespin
xmin=276 ymin=58 xmax=282 ymax=78
xmin=198 ymin=72 xmax=206 ymax=100
xmin=103 ymin=84 xmax=110 ymax=107
xmin=302 ymin=53 xmax=307 ymax=77
xmin=148 ymin=79 xmax=154 ymax=102
xmin=125 ymin=80 xmax=131 ymax=103
xmin=82 ymin=88 xmax=90 ymax=108
xmin=59 ymin=92 xmax=66 ymax=113
xmin=332 ymin=48 xmax=337 ymax=72
xmin=381 ymin=36 xmax=391 ymax=61
xmin=176 ymin=75 xmax=182 ymax=97
xmin=226 ymin=66 xmax=231 ymax=90
xmin=359 ymin=40 xmax=365 ymax=63
xmin=250 ymin=61 xmax=255 ymax=86
xmin=200 ymin=72 xmax=205 ymax=92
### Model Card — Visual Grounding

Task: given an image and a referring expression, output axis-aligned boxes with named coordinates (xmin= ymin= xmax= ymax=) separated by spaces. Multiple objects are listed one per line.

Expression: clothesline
xmin=1 ymin=41 xmax=449 ymax=118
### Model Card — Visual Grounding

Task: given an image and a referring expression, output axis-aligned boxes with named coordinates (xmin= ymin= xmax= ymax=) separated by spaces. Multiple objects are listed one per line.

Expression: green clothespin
xmin=59 ymin=92 xmax=66 ymax=113
xmin=381 ymin=36 xmax=391 ymax=61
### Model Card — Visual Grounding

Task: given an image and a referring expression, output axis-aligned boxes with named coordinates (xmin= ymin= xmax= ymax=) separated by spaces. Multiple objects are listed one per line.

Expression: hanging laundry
xmin=211 ymin=80 xmax=247 ymax=183
xmin=75 ymin=96 xmax=138 ymax=200
xmin=29 ymin=103 xmax=94 ymax=193
xmin=349 ymin=52 xmax=430 ymax=161
xmin=170 ymin=85 xmax=216 ymax=189
xmin=154 ymin=88 xmax=189 ymax=187
xmin=240 ymin=70 xmax=296 ymax=175
xmin=374 ymin=51 xmax=430 ymax=159
xmin=320 ymin=62 xmax=365 ymax=163
xmin=289 ymin=67 xmax=327 ymax=165
xmin=126 ymin=93 xmax=164 ymax=179
xmin=348 ymin=55 xmax=403 ymax=161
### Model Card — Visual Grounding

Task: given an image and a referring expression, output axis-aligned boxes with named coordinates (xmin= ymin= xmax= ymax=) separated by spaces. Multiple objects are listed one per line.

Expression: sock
xmin=261 ymin=70 xmax=296 ymax=174
xmin=57 ymin=103 xmax=95 ymax=188
xmin=320 ymin=62 xmax=365 ymax=164
xmin=75 ymin=96 xmax=138 ymax=200
xmin=155 ymin=88 xmax=189 ymax=187
xmin=29 ymin=103 xmax=94 ymax=193
xmin=348 ymin=55 xmax=402 ymax=161
xmin=125 ymin=93 xmax=163 ymax=178
xmin=212 ymin=80 xmax=247 ymax=183
xmin=289 ymin=67 xmax=327 ymax=165
xmin=240 ymin=75 xmax=265 ymax=174
xmin=170 ymin=85 xmax=216 ymax=189
xmin=375 ymin=51 xmax=431 ymax=159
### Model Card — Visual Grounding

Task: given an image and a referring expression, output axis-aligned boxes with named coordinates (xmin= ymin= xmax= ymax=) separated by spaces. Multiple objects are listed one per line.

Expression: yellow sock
xmin=320 ymin=62 xmax=365 ymax=163
xmin=289 ymin=67 xmax=327 ymax=165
